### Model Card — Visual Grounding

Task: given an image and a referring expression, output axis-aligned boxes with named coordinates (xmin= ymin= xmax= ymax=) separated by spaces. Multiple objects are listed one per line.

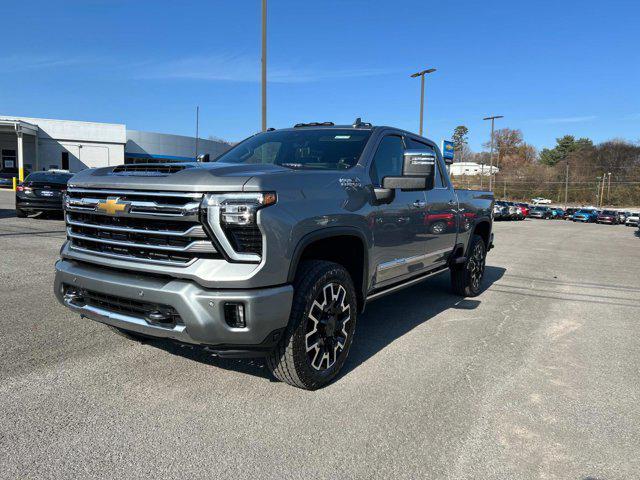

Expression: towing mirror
xmin=381 ymin=150 xmax=436 ymax=191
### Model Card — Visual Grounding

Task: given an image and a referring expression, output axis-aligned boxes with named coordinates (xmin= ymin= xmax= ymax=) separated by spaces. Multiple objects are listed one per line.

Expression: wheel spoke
xmin=305 ymin=282 xmax=352 ymax=371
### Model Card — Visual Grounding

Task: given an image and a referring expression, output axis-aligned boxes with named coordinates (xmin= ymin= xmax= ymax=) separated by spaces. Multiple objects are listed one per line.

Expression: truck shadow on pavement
xmin=341 ymin=265 xmax=506 ymax=378
xmin=143 ymin=266 xmax=506 ymax=385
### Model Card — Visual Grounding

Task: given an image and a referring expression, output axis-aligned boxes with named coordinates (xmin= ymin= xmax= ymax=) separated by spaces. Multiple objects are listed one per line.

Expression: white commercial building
xmin=449 ymin=162 xmax=499 ymax=176
xmin=0 ymin=115 xmax=231 ymax=178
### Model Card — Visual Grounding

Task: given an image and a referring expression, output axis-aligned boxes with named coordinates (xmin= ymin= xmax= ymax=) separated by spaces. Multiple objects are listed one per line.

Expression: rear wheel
xmin=15 ymin=208 xmax=27 ymax=218
xmin=451 ymin=234 xmax=487 ymax=297
xmin=267 ymin=260 xmax=357 ymax=390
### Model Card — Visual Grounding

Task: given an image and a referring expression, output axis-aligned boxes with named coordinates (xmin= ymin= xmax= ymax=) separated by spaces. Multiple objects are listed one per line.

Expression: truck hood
xmin=67 ymin=162 xmax=296 ymax=192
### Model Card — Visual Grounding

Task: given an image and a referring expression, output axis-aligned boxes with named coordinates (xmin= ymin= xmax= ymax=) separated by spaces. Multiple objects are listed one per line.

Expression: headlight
xmin=204 ymin=192 xmax=276 ymax=226
xmin=202 ymin=192 xmax=277 ymax=262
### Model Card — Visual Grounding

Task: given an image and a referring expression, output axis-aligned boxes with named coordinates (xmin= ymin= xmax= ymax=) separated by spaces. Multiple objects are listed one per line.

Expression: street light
xmin=261 ymin=0 xmax=267 ymax=131
xmin=483 ymin=115 xmax=504 ymax=192
xmin=410 ymin=68 xmax=436 ymax=136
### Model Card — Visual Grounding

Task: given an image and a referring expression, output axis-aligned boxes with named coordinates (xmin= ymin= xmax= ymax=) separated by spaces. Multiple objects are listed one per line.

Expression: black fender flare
xmin=287 ymin=226 xmax=370 ymax=302
xmin=467 ymin=218 xmax=492 ymax=255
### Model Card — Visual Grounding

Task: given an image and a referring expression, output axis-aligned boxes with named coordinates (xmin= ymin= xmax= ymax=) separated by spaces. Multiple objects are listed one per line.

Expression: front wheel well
xmin=292 ymin=234 xmax=367 ymax=311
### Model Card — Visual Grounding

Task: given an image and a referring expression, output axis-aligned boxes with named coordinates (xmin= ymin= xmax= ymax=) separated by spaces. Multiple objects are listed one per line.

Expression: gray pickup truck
xmin=54 ymin=119 xmax=494 ymax=389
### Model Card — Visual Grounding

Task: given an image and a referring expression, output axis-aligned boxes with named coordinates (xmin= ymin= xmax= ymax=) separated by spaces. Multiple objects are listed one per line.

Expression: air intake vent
xmin=111 ymin=164 xmax=194 ymax=176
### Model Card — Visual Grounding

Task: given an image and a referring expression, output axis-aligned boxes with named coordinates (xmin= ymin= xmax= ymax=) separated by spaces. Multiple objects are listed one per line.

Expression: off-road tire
xmin=266 ymin=260 xmax=357 ymax=390
xmin=451 ymin=234 xmax=487 ymax=297
xmin=15 ymin=208 xmax=27 ymax=218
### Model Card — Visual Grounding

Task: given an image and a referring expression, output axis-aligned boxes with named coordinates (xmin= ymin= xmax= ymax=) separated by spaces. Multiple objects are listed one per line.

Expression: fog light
xmin=63 ymin=287 xmax=85 ymax=306
xmin=224 ymin=302 xmax=246 ymax=328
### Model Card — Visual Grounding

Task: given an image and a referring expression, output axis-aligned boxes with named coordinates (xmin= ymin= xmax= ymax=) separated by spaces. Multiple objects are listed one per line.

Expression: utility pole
xmin=607 ymin=172 xmax=611 ymax=204
xmin=261 ymin=0 xmax=267 ymax=131
xmin=564 ymin=160 xmax=569 ymax=208
xmin=483 ymin=115 xmax=504 ymax=192
xmin=410 ymin=68 xmax=436 ymax=136
xmin=195 ymin=106 xmax=199 ymax=159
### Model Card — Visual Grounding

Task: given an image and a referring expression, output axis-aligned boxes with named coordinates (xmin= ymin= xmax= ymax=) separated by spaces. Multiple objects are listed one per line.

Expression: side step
xmin=366 ymin=265 xmax=449 ymax=302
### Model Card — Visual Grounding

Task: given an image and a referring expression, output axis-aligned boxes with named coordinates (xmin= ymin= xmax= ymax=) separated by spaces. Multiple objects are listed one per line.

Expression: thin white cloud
xmin=0 ymin=54 xmax=96 ymax=71
xmin=534 ymin=115 xmax=597 ymax=124
xmin=135 ymin=53 xmax=391 ymax=83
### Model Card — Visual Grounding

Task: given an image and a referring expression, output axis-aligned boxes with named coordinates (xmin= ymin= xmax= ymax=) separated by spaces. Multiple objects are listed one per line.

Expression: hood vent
xmin=110 ymin=163 xmax=195 ymax=177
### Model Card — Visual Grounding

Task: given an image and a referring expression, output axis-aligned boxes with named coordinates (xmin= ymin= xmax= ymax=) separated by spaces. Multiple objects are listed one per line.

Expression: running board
xmin=366 ymin=266 xmax=449 ymax=302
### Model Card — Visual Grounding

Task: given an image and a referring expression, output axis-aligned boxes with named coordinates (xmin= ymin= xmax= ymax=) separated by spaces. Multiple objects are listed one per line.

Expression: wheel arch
xmin=288 ymin=227 xmax=369 ymax=312
xmin=470 ymin=220 xmax=492 ymax=252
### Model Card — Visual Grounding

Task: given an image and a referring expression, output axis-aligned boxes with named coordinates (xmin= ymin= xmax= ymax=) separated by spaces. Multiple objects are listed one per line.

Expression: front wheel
xmin=451 ymin=234 xmax=487 ymax=297
xmin=267 ymin=260 xmax=357 ymax=390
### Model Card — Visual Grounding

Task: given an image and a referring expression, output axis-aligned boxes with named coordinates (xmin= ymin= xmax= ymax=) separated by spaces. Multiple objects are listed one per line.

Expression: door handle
xmin=412 ymin=200 xmax=426 ymax=208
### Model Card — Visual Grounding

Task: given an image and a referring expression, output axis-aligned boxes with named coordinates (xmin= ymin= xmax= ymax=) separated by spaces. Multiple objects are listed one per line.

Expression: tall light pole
xmin=483 ymin=115 xmax=503 ymax=192
xmin=261 ymin=0 xmax=267 ymax=131
xmin=410 ymin=68 xmax=436 ymax=136
xmin=564 ymin=159 xmax=569 ymax=209
xmin=195 ymin=106 xmax=199 ymax=159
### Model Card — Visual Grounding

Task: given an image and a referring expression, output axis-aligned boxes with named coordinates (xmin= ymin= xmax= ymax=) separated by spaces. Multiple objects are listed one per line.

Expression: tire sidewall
xmin=465 ymin=236 xmax=486 ymax=296
xmin=291 ymin=265 xmax=358 ymax=387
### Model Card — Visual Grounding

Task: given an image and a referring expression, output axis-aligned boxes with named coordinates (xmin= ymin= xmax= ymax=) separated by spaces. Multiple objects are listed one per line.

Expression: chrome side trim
xmin=66 ymin=218 xmax=207 ymax=238
xmin=376 ymin=247 xmax=453 ymax=282
xmin=67 ymin=228 xmax=217 ymax=253
xmin=366 ymin=265 xmax=449 ymax=302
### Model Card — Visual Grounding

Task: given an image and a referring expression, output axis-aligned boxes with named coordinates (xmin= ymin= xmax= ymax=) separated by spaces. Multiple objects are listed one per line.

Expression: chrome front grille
xmin=64 ymin=188 xmax=219 ymax=266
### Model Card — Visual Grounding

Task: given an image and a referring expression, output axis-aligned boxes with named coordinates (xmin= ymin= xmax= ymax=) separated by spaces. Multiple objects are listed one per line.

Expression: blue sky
xmin=1 ymin=0 xmax=638 ymax=151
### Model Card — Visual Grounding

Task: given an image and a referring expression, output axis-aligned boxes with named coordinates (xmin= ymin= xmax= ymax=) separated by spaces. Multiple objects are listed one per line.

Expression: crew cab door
xmin=406 ymin=137 xmax=458 ymax=268
xmin=369 ymin=134 xmax=430 ymax=286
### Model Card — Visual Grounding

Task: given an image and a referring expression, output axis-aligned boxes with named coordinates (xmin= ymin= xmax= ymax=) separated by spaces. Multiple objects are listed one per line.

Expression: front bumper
xmin=54 ymin=259 xmax=294 ymax=354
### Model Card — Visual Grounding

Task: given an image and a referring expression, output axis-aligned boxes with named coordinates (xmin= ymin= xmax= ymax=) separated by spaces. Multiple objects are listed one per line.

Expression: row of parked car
xmin=493 ymin=201 xmax=640 ymax=227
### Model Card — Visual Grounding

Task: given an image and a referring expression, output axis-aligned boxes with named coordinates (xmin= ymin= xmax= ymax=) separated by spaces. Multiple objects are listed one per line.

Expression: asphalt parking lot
xmin=1 ymin=188 xmax=639 ymax=480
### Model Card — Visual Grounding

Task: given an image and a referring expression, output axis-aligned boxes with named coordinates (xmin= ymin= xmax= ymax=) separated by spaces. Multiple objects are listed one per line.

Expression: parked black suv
xmin=16 ymin=171 xmax=73 ymax=217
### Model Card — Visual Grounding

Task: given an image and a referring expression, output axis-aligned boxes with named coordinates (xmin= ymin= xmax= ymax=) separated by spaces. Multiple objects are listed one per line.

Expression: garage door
xmin=80 ymin=145 xmax=109 ymax=168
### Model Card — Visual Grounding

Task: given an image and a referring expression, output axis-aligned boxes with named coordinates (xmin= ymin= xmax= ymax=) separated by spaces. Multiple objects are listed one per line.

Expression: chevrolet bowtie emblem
xmin=96 ymin=197 xmax=129 ymax=215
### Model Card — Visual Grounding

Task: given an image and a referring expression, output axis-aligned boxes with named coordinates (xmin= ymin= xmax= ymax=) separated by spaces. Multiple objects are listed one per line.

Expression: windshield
xmin=216 ymin=129 xmax=372 ymax=170
xmin=25 ymin=172 xmax=73 ymax=183
xmin=602 ymin=210 xmax=616 ymax=215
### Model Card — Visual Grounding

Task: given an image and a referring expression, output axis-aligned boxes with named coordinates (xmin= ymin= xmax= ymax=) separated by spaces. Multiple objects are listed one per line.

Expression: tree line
xmin=450 ymin=125 xmax=640 ymax=206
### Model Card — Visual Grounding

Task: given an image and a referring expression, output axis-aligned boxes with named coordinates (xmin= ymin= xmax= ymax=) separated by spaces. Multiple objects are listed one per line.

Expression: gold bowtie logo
xmin=96 ymin=197 xmax=129 ymax=215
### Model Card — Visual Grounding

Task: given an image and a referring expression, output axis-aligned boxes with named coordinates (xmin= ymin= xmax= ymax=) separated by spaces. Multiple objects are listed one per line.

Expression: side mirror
xmin=197 ymin=153 xmax=210 ymax=163
xmin=381 ymin=150 xmax=436 ymax=191
xmin=403 ymin=149 xmax=436 ymax=176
